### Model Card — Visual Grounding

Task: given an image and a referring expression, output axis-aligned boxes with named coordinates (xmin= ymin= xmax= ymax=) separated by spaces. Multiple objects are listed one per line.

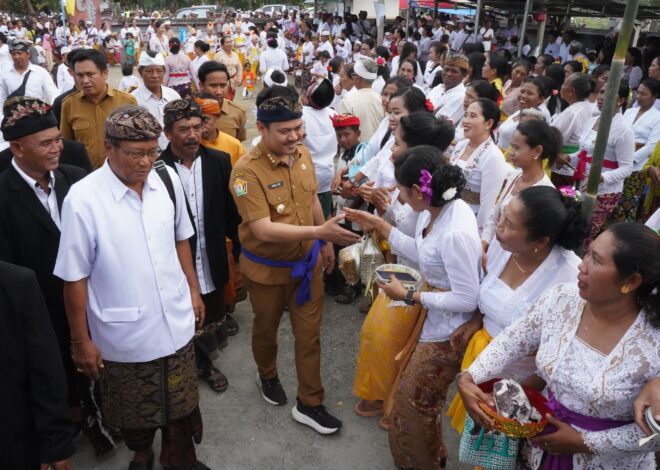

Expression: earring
xmin=534 ymin=248 xmax=539 ymax=253
xmin=620 ymin=286 xmax=630 ymax=294
xmin=417 ymin=195 xmax=423 ymax=200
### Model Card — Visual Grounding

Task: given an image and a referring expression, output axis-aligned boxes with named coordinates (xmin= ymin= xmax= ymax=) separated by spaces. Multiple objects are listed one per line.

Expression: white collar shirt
xmin=622 ymin=106 xmax=660 ymax=171
xmin=53 ymin=161 xmax=195 ymax=363
xmin=131 ymin=84 xmax=182 ymax=150
xmin=174 ymin=156 xmax=215 ymax=295
xmin=428 ymin=82 xmax=466 ymax=125
xmin=302 ymin=106 xmax=338 ymax=193
xmin=259 ymin=47 xmax=289 ymax=72
xmin=11 ymin=158 xmax=60 ymax=228
xmin=388 ymin=200 xmax=481 ymax=342
xmin=0 ymin=63 xmax=59 ymax=104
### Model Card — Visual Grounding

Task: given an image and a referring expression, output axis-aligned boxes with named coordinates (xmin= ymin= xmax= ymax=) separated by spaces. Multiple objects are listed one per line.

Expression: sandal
xmin=200 ymin=366 xmax=228 ymax=393
xmin=353 ymin=400 xmax=384 ymax=417
xmin=378 ymin=415 xmax=391 ymax=431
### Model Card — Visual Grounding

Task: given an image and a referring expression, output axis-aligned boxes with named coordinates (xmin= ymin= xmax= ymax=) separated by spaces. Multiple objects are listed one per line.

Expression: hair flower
xmin=442 ymin=187 xmax=457 ymax=201
xmin=558 ymin=185 xmax=581 ymax=201
xmin=376 ymin=56 xmax=385 ymax=66
xmin=425 ymin=99 xmax=434 ymax=112
xmin=419 ymin=169 xmax=433 ymax=204
xmin=326 ymin=64 xmax=332 ymax=72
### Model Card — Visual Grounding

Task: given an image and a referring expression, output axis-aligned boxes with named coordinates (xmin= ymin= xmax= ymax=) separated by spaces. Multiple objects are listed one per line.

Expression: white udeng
xmin=467 ymin=283 xmax=660 ymax=469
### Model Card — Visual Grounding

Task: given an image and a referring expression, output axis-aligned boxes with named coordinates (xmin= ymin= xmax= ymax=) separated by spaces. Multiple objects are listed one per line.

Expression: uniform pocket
xmin=101 ymin=307 xmax=140 ymax=323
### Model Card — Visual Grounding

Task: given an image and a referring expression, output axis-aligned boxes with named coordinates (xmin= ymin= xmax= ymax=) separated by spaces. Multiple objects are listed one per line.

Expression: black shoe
xmin=225 ymin=313 xmax=239 ymax=336
xmin=292 ymin=398 xmax=342 ymax=434
xmin=336 ymin=284 xmax=360 ymax=304
xmin=256 ymin=373 xmax=288 ymax=406
xmin=325 ymin=283 xmax=342 ymax=296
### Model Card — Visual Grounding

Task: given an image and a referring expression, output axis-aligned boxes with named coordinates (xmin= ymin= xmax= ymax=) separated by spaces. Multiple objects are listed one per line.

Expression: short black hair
xmin=70 ymin=48 xmax=108 ymax=72
xmin=198 ymin=60 xmax=229 ymax=84
xmin=194 ymin=40 xmax=210 ymax=53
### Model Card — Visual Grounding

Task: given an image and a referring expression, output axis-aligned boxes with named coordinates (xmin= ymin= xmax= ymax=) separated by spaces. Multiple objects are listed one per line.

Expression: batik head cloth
xmin=105 ymin=105 xmax=162 ymax=141
xmin=1 ymin=96 xmax=58 ymax=141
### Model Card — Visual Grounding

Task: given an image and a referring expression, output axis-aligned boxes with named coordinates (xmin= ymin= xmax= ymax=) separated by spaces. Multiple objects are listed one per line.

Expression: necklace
xmin=512 ymin=254 xmax=527 ymax=274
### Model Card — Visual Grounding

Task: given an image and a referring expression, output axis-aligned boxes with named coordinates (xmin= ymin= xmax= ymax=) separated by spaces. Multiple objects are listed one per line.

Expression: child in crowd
xmin=242 ymin=60 xmax=256 ymax=98
xmin=118 ymin=62 xmax=141 ymax=93
xmin=311 ymin=50 xmax=331 ymax=81
xmin=123 ymin=32 xmax=136 ymax=66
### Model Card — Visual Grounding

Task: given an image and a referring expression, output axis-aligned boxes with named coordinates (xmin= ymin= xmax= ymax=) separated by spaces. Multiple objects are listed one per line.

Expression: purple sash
xmin=542 ymin=389 xmax=633 ymax=470
xmin=241 ymin=240 xmax=323 ymax=306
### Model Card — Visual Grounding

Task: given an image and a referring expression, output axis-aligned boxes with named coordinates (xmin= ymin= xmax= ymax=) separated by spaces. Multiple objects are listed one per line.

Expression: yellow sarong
xmin=446 ymin=327 xmax=493 ymax=432
xmin=352 ymin=291 xmax=421 ymax=402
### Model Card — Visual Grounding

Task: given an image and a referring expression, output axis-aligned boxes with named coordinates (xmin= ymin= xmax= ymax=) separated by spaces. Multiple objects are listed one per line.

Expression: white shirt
xmin=479 ymin=26 xmax=494 ymax=51
xmin=428 ymin=82 xmax=466 ymax=125
xmin=302 ymin=106 xmax=337 ymax=193
xmin=388 ymin=200 xmax=481 ymax=342
xmin=318 ymin=40 xmax=335 ymax=58
xmin=0 ymin=43 xmax=12 ymax=73
xmin=11 ymin=159 xmax=60 ymax=228
xmin=544 ymin=37 xmax=561 ymax=58
xmin=497 ymin=105 xmax=552 ymax=151
xmin=190 ymin=54 xmax=209 ymax=89
xmin=569 ymin=112 xmax=634 ymax=195
xmin=54 ymin=162 xmax=195 ymax=363
xmin=259 ymin=46 xmax=289 ymax=72
xmin=174 ymin=157 xmax=215 ymax=294
xmin=56 ymin=63 xmax=74 ymax=92
xmin=131 ymin=84 xmax=182 ymax=150
xmin=450 ymin=138 xmax=510 ymax=232
xmin=622 ymin=106 xmax=660 ymax=171
xmin=0 ymin=63 xmax=59 ymax=105
xmin=336 ymin=87 xmax=386 ymax=141
xmin=423 ymin=61 xmax=442 ymax=90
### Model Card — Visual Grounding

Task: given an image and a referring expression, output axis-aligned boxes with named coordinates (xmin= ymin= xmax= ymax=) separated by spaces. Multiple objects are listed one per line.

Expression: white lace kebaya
xmin=467 ymin=283 xmax=660 ymax=469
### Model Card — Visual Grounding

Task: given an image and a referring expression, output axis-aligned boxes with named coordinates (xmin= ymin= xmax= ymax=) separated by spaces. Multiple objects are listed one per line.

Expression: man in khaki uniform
xmin=60 ymin=49 xmax=137 ymax=169
xmin=197 ymin=61 xmax=247 ymax=141
xmin=230 ymin=84 xmax=360 ymax=435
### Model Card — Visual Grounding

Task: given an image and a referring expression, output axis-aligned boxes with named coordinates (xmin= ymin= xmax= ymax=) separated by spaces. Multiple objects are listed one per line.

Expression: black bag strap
xmin=153 ymin=160 xmax=176 ymax=220
xmin=8 ymin=70 xmax=32 ymax=100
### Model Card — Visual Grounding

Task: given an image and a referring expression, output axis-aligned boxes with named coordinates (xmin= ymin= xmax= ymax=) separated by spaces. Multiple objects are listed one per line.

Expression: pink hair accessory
xmin=419 ymin=169 xmax=433 ymax=204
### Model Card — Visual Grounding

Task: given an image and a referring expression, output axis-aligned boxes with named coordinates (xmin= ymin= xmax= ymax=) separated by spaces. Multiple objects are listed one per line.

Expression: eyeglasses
xmin=120 ymin=147 xmax=160 ymax=161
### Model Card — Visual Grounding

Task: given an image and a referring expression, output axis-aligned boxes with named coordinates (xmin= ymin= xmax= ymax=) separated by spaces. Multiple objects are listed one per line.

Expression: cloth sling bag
xmin=7 ymin=69 xmax=32 ymax=100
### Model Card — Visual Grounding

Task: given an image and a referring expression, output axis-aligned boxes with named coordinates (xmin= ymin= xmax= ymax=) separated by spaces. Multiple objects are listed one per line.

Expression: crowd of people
xmin=0 ymin=7 xmax=659 ymax=470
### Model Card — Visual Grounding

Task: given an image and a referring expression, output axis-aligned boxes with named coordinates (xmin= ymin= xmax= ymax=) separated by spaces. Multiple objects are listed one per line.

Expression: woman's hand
xmin=376 ymin=275 xmax=407 ymax=301
xmin=457 ymin=372 xmax=496 ymax=431
xmin=371 ymin=187 xmax=394 ymax=213
xmin=531 ymin=414 xmax=592 ymax=455
xmin=340 ymin=180 xmax=354 ymax=199
xmin=633 ymin=377 xmax=660 ymax=437
xmin=358 ymin=181 xmax=376 ymax=202
xmin=449 ymin=312 xmax=483 ymax=352
xmin=343 ymin=208 xmax=389 ymax=234
xmin=331 ymin=173 xmax=342 ymax=193
xmin=648 ymin=166 xmax=660 ymax=185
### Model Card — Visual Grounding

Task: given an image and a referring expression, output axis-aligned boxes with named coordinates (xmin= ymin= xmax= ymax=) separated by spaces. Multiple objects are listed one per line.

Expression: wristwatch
xmin=404 ymin=288 xmax=417 ymax=306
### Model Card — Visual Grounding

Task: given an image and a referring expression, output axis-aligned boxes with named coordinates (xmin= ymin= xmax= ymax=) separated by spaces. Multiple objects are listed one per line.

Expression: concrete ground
xmin=72 ymin=69 xmax=471 ymax=470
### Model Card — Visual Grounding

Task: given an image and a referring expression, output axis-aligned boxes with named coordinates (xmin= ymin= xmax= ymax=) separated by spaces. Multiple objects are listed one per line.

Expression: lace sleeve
xmin=481 ymin=196 xmax=502 ymax=244
xmin=466 ymin=285 xmax=551 ymax=383
xmin=582 ymin=423 xmax=660 ymax=458
xmin=388 ymin=227 xmax=419 ymax=265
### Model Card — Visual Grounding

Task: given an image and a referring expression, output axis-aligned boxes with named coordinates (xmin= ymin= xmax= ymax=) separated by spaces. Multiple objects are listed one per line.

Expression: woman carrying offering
xmin=458 ymin=222 xmax=660 ymax=469
xmin=346 ymin=145 xmax=482 ymax=469
xmin=448 ymin=185 xmax=589 ymax=432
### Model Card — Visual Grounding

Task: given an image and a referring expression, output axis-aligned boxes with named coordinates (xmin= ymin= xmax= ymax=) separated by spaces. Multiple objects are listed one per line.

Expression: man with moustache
xmin=54 ymin=106 xmax=209 ymax=470
xmin=159 ymin=99 xmax=241 ymax=394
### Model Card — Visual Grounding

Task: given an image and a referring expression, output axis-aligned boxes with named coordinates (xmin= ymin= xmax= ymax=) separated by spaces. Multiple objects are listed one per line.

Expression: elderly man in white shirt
xmin=427 ymin=54 xmax=469 ymax=125
xmin=131 ymin=51 xmax=181 ymax=151
xmin=337 ymin=57 xmax=385 ymax=140
xmin=54 ymin=106 xmax=210 ymax=470
xmin=0 ymin=40 xmax=58 ymax=104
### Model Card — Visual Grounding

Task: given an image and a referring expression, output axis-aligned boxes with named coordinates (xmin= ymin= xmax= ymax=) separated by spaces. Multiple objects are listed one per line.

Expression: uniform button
xmin=292 ymin=185 xmax=296 ymax=189
xmin=277 ymin=196 xmax=281 ymax=201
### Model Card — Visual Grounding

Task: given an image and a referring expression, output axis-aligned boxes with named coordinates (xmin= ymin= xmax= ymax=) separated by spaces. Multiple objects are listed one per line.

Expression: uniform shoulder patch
xmin=234 ymin=178 xmax=248 ymax=197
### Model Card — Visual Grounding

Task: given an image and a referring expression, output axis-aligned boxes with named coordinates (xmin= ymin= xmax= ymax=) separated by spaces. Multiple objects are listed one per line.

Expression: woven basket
xmin=477 ymin=379 xmax=552 ymax=439
xmin=459 ymin=415 xmax=519 ymax=470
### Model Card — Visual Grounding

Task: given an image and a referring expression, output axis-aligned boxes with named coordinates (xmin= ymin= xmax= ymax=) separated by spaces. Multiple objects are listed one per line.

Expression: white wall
xmin=349 ymin=0 xmax=399 ymax=19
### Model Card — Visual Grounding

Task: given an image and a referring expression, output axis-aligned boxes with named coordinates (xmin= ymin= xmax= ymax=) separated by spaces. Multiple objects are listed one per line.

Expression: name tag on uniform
xmin=268 ymin=181 xmax=284 ymax=190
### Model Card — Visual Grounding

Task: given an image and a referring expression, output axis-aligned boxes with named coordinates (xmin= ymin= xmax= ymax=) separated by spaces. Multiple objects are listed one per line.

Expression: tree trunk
xmin=582 ymin=0 xmax=641 ymax=224
xmin=23 ymin=0 xmax=35 ymax=15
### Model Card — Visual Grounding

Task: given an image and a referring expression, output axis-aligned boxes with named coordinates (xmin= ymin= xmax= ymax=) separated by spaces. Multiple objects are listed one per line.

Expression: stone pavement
xmin=73 ymin=69 xmax=471 ymax=470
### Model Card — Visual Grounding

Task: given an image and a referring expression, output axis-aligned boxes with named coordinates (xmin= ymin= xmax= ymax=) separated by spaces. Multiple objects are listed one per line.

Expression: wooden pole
xmin=582 ymin=0 xmax=641 ymax=221
xmin=473 ymin=0 xmax=481 ymax=47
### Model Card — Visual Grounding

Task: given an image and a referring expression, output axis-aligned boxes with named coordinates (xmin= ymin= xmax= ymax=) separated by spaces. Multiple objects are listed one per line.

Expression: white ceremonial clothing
xmin=569 ymin=113 xmax=634 ymax=195
xmin=468 ymin=283 xmax=660 ymax=469
xmin=428 ymin=82 xmax=466 ymax=125
xmin=11 ymin=159 xmax=60 ymax=228
xmin=497 ymin=105 xmax=551 ymax=151
xmin=481 ymin=170 xmax=553 ymax=244
xmin=360 ymin=135 xmax=394 ymax=181
xmin=54 ymin=162 xmax=195 ymax=363
xmin=56 ymin=63 xmax=74 ymax=93
xmin=423 ymin=61 xmax=442 ymax=90
xmin=190 ymin=54 xmax=209 ymax=90
xmin=0 ymin=63 xmax=59 ymax=105
xmin=388 ymin=200 xmax=481 ymax=342
xmin=450 ymin=138 xmax=510 ymax=232
xmin=550 ymin=101 xmax=596 ymax=176
xmin=318 ymin=40 xmax=335 ymax=58
xmin=336 ymin=88 xmax=386 ymax=141
xmin=0 ymin=43 xmax=12 ymax=72
xmin=259 ymin=46 xmax=289 ymax=72
xmin=479 ymin=240 xmax=579 ymax=379
xmin=174 ymin=157 xmax=215 ymax=294
xmin=131 ymin=84 xmax=182 ymax=150
xmin=302 ymin=106 xmax=338 ymax=193
xmin=622 ymin=106 xmax=660 ymax=171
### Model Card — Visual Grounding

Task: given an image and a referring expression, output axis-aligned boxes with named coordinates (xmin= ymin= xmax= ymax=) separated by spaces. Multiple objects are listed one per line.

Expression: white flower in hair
xmin=442 ymin=187 xmax=457 ymax=201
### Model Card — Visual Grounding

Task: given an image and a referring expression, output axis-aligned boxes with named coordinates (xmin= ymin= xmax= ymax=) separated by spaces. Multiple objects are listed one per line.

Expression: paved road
xmin=74 ymin=69 xmax=470 ymax=470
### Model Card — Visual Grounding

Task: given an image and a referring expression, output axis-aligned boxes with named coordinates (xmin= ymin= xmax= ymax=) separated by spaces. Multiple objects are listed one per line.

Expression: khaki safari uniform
xmin=230 ymin=140 xmax=325 ymax=406
xmin=217 ymin=99 xmax=247 ymax=142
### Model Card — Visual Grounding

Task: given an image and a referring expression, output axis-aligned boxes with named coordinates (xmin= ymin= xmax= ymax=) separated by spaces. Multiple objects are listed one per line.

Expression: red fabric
xmin=332 ymin=114 xmax=361 ymax=128
xmin=573 ymin=150 xmax=619 ymax=182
